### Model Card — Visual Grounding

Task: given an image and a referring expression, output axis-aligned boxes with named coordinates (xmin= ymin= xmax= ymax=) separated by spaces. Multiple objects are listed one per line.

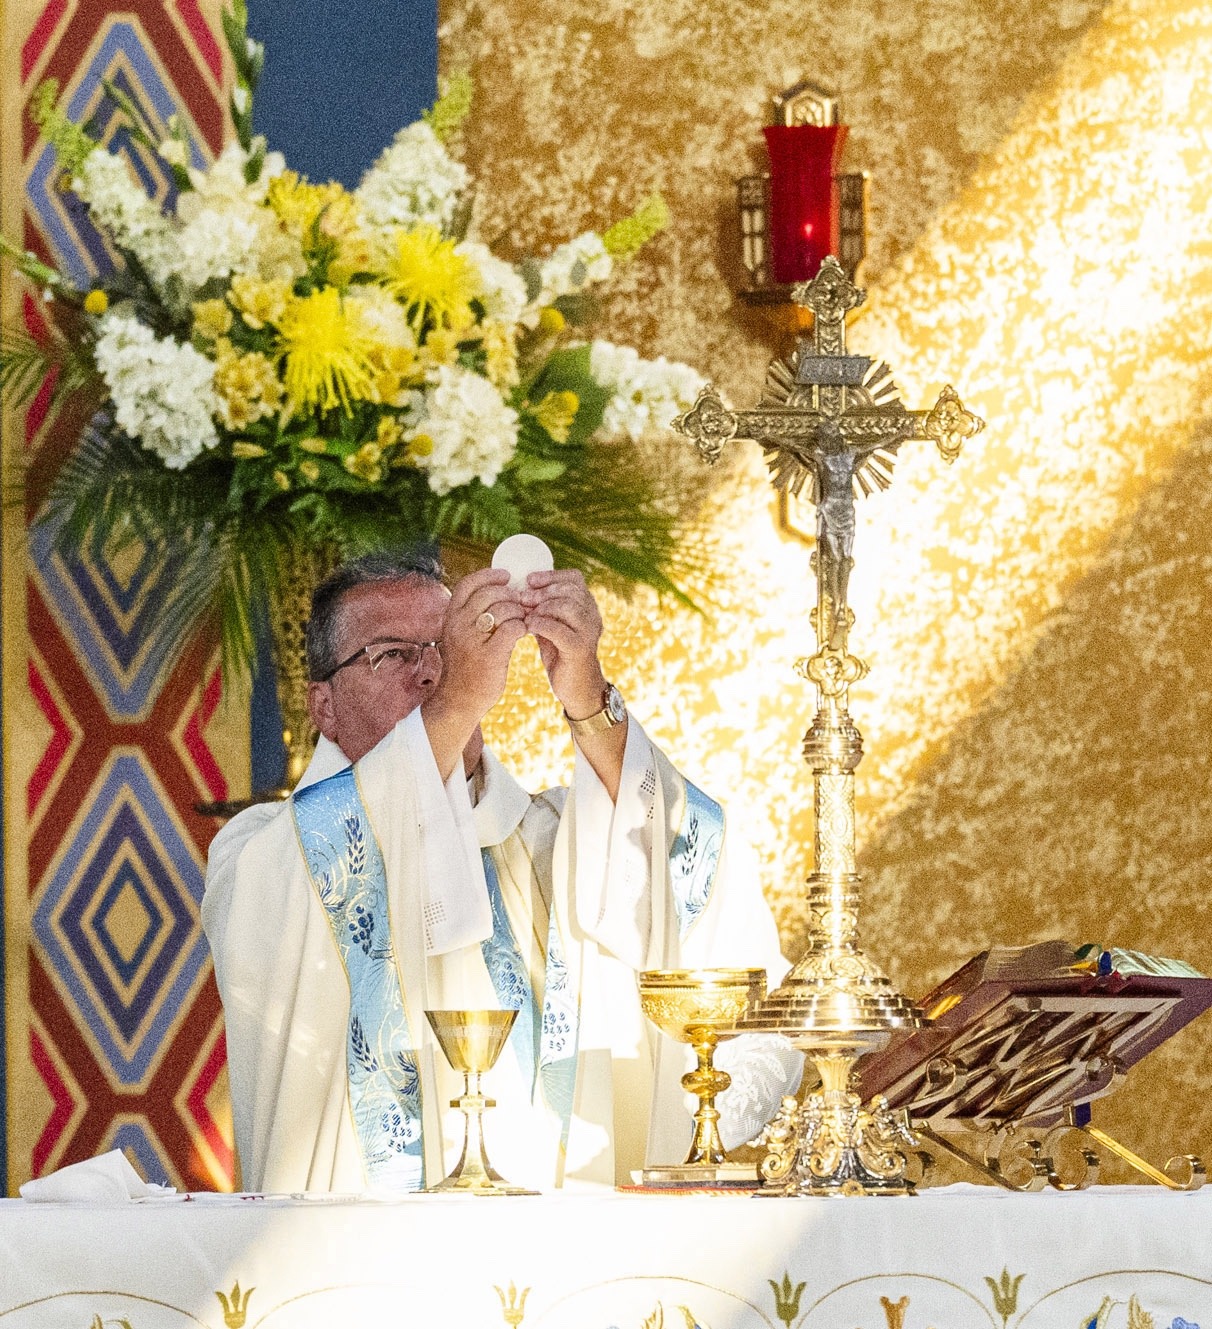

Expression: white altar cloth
xmin=0 ymin=1186 xmax=1209 ymax=1327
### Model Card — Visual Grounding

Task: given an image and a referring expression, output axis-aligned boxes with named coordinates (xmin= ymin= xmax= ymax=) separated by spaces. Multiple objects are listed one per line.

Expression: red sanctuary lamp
xmin=737 ymin=81 xmax=866 ymax=302
xmin=762 ymin=121 xmax=848 ymax=283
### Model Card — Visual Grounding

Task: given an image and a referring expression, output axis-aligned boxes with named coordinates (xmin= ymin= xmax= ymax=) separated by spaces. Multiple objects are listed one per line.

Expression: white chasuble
xmin=203 ymin=710 xmax=799 ymax=1194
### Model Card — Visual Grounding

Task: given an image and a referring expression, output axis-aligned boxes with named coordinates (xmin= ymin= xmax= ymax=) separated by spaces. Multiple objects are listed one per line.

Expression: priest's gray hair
xmin=305 ymin=548 xmax=445 ymax=682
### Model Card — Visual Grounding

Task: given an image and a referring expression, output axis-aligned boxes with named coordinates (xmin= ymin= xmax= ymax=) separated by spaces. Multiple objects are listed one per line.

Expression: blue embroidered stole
xmin=479 ymin=850 xmax=578 ymax=1144
xmin=476 ymin=772 xmax=724 ymax=1149
xmin=292 ymin=768 xmax=425 ymax=1191
xmin=670 ymin=778 xmax=725 ymax=939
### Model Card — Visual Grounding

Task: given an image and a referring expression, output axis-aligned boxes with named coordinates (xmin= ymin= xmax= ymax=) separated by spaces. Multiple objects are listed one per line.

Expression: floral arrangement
xmin=0 ymin=0 xmax=704 ymax=681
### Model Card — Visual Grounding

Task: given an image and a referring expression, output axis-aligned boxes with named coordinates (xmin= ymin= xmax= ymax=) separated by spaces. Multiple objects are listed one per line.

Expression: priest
xmin=203 ymin=549 xmax=799 ymax=1193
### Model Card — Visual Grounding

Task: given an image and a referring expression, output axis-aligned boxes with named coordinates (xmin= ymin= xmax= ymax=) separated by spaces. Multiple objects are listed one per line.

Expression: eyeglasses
xmin=319 ymin=639 xmax=442 ymax=683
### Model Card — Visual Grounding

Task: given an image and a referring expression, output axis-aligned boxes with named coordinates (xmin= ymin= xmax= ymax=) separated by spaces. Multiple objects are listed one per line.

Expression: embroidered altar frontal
xmin=1 ymin=1188 xmax=1210 ymax=1327
xmin=0 ymin=0 xmax=239 ymax=1193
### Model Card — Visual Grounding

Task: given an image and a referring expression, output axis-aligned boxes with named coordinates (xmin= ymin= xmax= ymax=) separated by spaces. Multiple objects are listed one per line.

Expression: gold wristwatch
xmin=565 ymin=683 xmax=627 ymax=737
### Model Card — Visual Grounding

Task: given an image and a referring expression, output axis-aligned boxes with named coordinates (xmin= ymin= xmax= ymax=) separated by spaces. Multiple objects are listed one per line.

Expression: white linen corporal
xmin=202 ymin=710 xmax=800 ymax=1193
xmin=20 ymin=1149 xmax=176 ymax=1203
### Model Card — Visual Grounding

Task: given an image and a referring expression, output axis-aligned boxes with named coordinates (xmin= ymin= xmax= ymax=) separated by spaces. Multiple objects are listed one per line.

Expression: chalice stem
xmin=682 ymin=1030 xmax=731 ymax=1166
xmin=450 ymin=1069 xmax=505 ymax=1186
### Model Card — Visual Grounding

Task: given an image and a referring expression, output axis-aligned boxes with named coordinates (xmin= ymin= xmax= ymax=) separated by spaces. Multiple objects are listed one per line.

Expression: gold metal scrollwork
xmin=983 ymin=1126 xmax=1050 ymax=1192
xmin=1080 ymin=1124 xmax=1206 ymax=1191
xmin=1041 ymin=1124 xmax=1100 ymax=1191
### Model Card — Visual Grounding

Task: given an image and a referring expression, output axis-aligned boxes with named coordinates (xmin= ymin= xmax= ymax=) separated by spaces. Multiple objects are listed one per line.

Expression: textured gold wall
xmin=449 ymin=0 xmax=1212 ymax=1176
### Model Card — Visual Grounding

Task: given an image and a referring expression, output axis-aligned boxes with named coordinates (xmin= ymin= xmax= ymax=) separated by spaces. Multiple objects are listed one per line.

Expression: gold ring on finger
xmin=476 ymin=610 xmax=496 ymax=634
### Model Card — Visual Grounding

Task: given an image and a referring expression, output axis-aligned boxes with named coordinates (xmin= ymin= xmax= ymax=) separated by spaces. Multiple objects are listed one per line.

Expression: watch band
xmin=565 ymin=683 xmax=626 ymax=738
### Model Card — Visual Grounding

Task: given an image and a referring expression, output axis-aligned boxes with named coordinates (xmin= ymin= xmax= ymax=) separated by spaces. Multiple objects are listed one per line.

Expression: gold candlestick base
xmin=638 ymin=968 xmax=766 ymax=1186
xmin=737 ymin=876 xmax=923 ymax=1196
xmin=424 ymin=1009 xmax=538 ymax=1196
xmin=757 ymin=1040 xmax=918 ymax=1196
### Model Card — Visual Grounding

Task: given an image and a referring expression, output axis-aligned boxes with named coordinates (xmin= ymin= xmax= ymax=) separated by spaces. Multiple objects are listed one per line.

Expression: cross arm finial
xmin=922 ymin=385 xmax=984 ymax=464
xmin=671 ymin=383 xmax=741 ymax=464
xmin=792 ymin=255 xmax=865 ymax=330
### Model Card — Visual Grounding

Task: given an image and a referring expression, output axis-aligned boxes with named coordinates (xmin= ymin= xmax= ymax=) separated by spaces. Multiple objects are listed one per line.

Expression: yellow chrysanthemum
xmin=383 ymin=225 xmax=480 ymax=330
xmin=266 ymin=171 xmax=358 ymax=242
xmin=532 ymin=389 xmax=579 ymax=443
xmin=344 ymin=440 xmax=384 ymax=483
xmin=231 ymin=441 xmax=267 ymax=459
xmin=481 ymin=321 xmax=518 ymax=389
xmin=83 ymin=289 xmax=109 ymax=316
xmin=229 ymin=274 xmax=291 ymax=330
xmin=276 ymin=286 xmax=378 ymax=413
xmin=192 ymin=297 xmax=232 ymax=341
xmin=213 ymin=343 xmax=284 ymax=429
xmin=297 ymin=436 xmax=328 ymax=454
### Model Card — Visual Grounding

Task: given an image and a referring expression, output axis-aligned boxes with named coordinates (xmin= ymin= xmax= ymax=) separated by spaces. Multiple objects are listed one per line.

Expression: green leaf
xmin=518 ymin=258 xmax=543 ymax=304
xmin=220 ymin=8 xmax=248 ymax=71
xmin=508 ymin=455 xmax=566 ymax=485
xmin=551 ymin=289 xmax=602 ymax=328
xmin=0 ymin=328 xmax=98 ymax=414
xmin=100 ymin=78 xmax=159 ymax=155
xmin=526 ymin=344 xmax=610 ymax=448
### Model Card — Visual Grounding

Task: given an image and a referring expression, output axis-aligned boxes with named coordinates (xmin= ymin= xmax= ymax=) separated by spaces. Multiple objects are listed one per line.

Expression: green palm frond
xmin=0 ymin=327 xmax=96 ymax=411
xmin=43 ymin=421 xmax=246 ymax=672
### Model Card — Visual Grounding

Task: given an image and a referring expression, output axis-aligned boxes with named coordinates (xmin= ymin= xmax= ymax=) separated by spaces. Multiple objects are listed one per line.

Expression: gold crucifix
xmin=675 ymin=256 xmax=983 ymax=667
xmin=670 ymin=255 xmax=986 ymax=1196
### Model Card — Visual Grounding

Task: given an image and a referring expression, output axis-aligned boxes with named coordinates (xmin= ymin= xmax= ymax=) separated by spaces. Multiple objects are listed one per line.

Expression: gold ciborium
xmin=424 ymin=1009 xmax=537 ymax=1196
xmin=639 ymin=968 xmax=766 ymax=1185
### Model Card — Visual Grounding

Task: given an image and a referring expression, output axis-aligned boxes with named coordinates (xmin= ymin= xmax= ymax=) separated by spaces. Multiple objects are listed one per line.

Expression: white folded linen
xmin=19 ymin=1149 xmax=176 ymax=1203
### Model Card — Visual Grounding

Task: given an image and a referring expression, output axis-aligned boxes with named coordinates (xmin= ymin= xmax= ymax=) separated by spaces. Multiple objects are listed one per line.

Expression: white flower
xmin=74 ymin=150 xmax=177 ymax=288
xmin=157 ymin=139 xmax=189 ymax=168
xmin=403 ymin=363 xmax=518 ymax=494
xmin=347 ymin=285 xmax=416 ymax=349
xmin=168 ymin=142 xmax=300 ymax=288
xmin=355 ymin=122 xmax=469 ymax=232
xmin=93 ymin=312 xmax=220 ymax=469
xmin=590 ymin=339 xmax=705 ymax=441
xmin=519 ymin=231 xmax=614 ymax=327
xmin=456 ymin=240 xmax=527 ymax=326
xmin=173 ymin=206 xmax=267 ymax=288
xmin=183 ymin=139 xmax=282 ymax=207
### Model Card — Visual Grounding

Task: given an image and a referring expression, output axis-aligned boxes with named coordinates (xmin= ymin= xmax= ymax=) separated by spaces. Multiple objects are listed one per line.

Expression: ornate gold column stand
xmin=674 ymin=256 xmax=984 ymax=1195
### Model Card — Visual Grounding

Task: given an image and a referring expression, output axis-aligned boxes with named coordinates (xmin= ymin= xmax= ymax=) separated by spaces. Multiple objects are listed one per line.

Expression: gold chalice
xmin=638 ymin=968 xmax=767 ymax=1185
xmin=424 ymin=1009 xmax=537 ymax=1196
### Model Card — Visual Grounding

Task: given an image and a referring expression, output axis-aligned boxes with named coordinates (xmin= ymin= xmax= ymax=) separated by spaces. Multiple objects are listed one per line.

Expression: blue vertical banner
xmin=249 ymin=0 xmax=439 ymax=187
xmin=245 ymin=0 xmax=439 ymax=790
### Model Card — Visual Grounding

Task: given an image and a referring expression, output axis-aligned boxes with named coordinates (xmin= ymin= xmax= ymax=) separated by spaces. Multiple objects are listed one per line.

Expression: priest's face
xmin=307 ymin=576 xmax=450 ymax=763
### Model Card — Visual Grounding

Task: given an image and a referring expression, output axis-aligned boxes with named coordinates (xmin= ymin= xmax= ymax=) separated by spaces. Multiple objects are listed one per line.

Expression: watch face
xmin=606 ymin=685 xmax=626 ymax=723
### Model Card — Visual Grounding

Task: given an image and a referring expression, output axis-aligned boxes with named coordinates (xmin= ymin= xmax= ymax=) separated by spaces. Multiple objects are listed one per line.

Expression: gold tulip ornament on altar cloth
xmin=674 ymin=256 xmax=984 ymax=1196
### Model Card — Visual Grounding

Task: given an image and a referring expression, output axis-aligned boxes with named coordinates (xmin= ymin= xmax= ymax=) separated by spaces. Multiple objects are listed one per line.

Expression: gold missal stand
xmin=854 ymin=942 xmax=1212 ymax=1191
